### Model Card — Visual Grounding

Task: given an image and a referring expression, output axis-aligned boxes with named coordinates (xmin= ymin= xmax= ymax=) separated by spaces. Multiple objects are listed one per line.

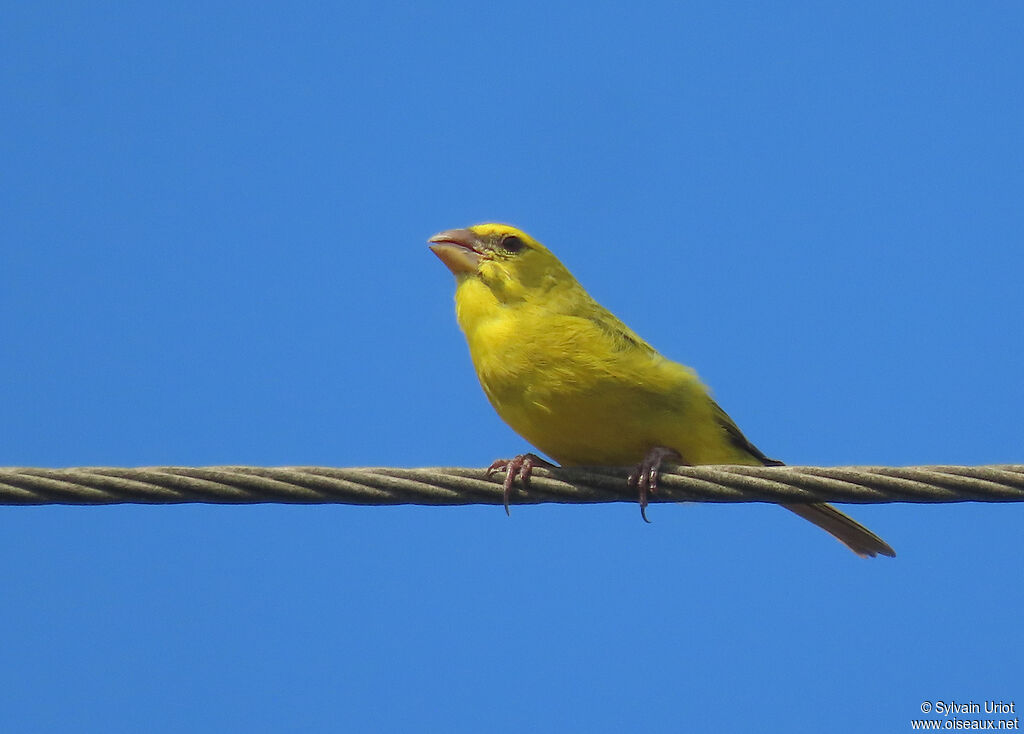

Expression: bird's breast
xmin=465 ymin=315 xmax=690 ymax=464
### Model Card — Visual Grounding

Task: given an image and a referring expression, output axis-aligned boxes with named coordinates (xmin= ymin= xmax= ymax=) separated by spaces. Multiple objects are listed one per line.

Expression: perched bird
xmin=429 ymin=223 xmax=895 ymax=558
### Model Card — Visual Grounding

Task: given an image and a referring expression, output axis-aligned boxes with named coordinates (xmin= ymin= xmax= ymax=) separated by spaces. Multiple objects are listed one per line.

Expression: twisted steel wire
xmin=0 ymin=464 xmax=1022 ymax=506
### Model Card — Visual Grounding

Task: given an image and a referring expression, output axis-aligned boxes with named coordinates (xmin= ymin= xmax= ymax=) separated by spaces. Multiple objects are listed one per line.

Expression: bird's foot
xmin=486 ymin=453 xmax=556 ymax=516
xmin=628 ymin=446 xmax=684 ymax=523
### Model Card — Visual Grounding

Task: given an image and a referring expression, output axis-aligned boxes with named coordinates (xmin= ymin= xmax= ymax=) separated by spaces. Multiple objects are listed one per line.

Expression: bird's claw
xmin=628 ymin=446 xmax=683 ymax=523
xmin=486 ymin=453 xmax=554 ymax=515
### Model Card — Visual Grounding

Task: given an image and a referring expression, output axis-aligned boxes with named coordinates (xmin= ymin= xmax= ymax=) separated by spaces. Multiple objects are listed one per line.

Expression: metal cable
xmin=0 ymin=464 xmax=1022 ymax=506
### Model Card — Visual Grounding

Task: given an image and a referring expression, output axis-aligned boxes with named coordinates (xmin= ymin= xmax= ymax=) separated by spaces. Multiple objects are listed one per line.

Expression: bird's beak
xmin=428 ymin=229 xmax=484 ymax=275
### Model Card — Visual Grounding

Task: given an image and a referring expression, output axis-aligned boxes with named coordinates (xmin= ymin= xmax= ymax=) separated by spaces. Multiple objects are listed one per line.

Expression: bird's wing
xmin=568 ymin=299 xmax=657 ymax=356
xmin=710 ymin=398 xmax=784 ymax=467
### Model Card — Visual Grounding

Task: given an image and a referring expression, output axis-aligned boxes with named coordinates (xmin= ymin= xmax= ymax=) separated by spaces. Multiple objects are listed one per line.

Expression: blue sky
xmin=2 ymin=2 xmax=1022 ymax=732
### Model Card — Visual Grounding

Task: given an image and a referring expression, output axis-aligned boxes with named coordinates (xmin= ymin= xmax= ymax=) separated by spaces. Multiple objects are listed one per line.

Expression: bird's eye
xmin=502 ymin=235 xmax=526 ymax=254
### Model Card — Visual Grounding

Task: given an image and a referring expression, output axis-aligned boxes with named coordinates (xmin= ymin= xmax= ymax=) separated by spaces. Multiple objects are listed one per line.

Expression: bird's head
xmin=428 ymin=223 xmax=573 ymax=303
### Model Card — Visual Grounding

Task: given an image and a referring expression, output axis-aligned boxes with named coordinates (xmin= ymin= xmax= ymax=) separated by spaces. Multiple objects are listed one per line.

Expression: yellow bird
xmin=429 ymin=223 xmax=895 ymax=558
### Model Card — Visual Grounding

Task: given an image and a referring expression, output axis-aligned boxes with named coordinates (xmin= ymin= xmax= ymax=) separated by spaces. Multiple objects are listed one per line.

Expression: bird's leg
xmin=628 ymin=446 xmax=684 ymax=523
xmin=486 ymin=453 xmax=556 ymax=516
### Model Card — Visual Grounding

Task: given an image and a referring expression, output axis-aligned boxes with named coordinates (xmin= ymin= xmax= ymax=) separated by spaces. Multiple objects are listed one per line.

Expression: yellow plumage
xmin=430 ymin=223 xmax=894 ymax=558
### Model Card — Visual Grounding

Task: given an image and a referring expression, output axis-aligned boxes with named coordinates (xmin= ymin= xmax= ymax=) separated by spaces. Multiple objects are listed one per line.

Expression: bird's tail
xmin=713 ymin=404 xmax=896 ymax=558
xmin=783 ymin=502 xmax=896 ymax=558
